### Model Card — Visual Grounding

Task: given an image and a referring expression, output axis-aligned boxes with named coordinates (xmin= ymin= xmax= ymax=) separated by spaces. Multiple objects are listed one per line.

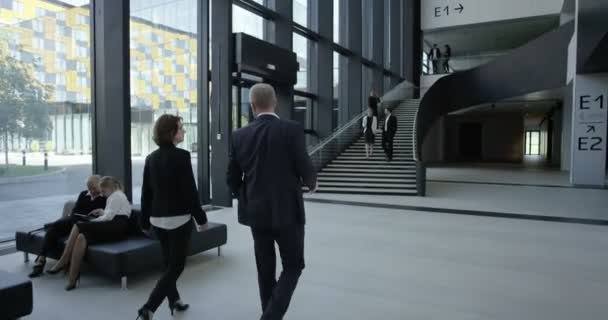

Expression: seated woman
xmin=47 ymin=176 xmax=132 ymax=291
xmin=29 ymin=175 xmax=107 ymax=278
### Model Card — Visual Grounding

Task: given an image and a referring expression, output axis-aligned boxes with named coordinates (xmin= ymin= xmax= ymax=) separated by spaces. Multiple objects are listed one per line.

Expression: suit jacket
xmin=140 ymin=144 xmax=207 ymax=230
xmin=227 ymin=114 xmax=317 ymax=229
xmin=383 ymin=115 xmax=397 ymax=139
xmin=71 ymin=190 xmax=107 ymax=216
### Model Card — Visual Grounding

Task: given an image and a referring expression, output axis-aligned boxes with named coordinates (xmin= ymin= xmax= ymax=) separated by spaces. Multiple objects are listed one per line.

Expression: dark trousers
xmin=145 ymin=220 xmax=192 ymax=312
xmin=40 ymin=215 xmax=85 ymax=257
xmin=382 ymin=133 xmax=394 ymax=160
xmin=251 ymin=225 xmax=305 ymax=320
xmin=443 ymin=58 xmax=450 ymax=73
xmin=431 ymin=60 xmax=439 ymax=74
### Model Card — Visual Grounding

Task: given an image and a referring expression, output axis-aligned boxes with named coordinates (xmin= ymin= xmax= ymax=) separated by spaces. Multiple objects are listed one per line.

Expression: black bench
xmin=15 ymin=207 xmax=227 ymax=289
xmin=0 ymin=270 xmax=33 ymax=319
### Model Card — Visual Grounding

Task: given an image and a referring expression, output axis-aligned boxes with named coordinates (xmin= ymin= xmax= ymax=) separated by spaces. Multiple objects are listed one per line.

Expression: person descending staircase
xmin=315 ymin=99 xmax=420 ymax=196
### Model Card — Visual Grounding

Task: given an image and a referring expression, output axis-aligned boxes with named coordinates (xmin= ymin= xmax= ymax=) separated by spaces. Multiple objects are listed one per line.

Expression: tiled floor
xmin=2 ymin=201 xmax=608 ymax=320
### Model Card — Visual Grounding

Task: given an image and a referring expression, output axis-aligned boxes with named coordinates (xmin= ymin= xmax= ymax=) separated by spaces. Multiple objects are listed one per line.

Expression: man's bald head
xmin=250 ymin=83 xmax=277 ymax=114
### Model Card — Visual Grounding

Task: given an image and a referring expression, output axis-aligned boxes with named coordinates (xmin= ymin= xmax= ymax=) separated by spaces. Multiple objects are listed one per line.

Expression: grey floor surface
xmin=308 ymin=180 xmax=608 ymax=221
xmin=2 ymin=202 xmax=608 ymax=320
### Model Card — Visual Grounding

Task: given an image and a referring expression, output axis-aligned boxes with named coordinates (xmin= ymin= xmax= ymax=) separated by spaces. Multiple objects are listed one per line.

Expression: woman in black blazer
xmin=137 ymin=115 xmax=208 ymax=320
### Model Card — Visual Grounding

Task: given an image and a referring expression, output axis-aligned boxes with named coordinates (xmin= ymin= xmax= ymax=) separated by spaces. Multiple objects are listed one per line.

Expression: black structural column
xmin=210 ymin=0 xmax=233 ymax=207
xmin=266 ymin=0 xmax=294 ymax=120
xmin=403 ymin=0 xmax=422 ymax=87
xmin=389 ymin=0 xmax=402 ymax=89
xmin=371 ymin=0 xmax=385 ymax=94
xmin=344 ymin=0 xmax=362 ymax=121
xmin=91 ymin=0 xmax=132 ymax=200
xmin=197 ymin=0 xmax=210 ymax=204
xmin=311 ymin=0 xmax=334 ymax=138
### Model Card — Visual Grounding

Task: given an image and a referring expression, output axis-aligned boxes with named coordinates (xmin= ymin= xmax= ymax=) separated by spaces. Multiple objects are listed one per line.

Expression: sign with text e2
xmin=571 ymin=74 xmax=608 ymax=186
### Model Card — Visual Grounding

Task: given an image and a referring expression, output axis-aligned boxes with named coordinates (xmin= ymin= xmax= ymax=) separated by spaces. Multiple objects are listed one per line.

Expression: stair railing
xmin=307 ymin=81 xmax=419 ymax=172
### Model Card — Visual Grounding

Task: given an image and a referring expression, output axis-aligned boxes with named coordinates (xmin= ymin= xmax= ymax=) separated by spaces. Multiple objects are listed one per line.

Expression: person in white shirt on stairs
xmin=362 ymin=107 xmax=379 ymax=159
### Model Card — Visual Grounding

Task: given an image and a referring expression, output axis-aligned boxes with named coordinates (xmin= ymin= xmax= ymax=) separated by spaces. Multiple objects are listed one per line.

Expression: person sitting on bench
xmin=29 ymin=175 xmax=107 ymax=278
xmin=46 ymin=176 xmax=132 ymax=291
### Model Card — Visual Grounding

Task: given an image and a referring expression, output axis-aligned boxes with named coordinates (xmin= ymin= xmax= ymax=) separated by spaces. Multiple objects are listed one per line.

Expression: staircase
xmin=316 ymin=99 xmax=420 ymax=195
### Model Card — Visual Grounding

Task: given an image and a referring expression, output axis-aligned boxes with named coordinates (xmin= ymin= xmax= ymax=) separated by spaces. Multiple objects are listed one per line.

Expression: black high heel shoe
xmin=136 ymin=307 xmax=152 ymax=320
xmin=169 ymin=301 xmax=189 ymax=316
xmin=28 ymin=258 xmax=46 ymax=278
xmin=65 ymin=273 xmax=80 ymax=291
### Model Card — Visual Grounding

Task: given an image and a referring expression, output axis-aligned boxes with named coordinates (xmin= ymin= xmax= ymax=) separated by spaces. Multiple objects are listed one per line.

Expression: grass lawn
xmin=0 ymin=165 xmax=61 ymax=178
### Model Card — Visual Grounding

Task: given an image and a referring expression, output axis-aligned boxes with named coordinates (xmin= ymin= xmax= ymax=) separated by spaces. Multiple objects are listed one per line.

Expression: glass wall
xmin=233 ymin=5 xmax=264 ymax=40
xmin=361 ymin=0 xmax=373 ymax=60
xmin=0 ymin=0 xmax=92 ymax=239
xmin=293 ymin=32 xmax=309 ymax=92
xmin=129 ymin=0 xmax=199 ymax=203
xmin=362 ymin=65 xmax=373 ymax=112
xmin=333 ymin=0 xmax=340 ymax=44
xmin=293 ymin=0 xmax=308 ymax=28
xmin=294 ymin=95 xmax=314 ymax=145
xmin=332 ymin=51 xmax=341 ymax=130
xmin=0 ymin=0 xmax=407 ymax=240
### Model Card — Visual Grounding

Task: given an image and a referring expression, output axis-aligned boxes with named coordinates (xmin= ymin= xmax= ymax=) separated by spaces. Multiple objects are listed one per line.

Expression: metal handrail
xmin=307 ymin=110 xmax=366 ymax=155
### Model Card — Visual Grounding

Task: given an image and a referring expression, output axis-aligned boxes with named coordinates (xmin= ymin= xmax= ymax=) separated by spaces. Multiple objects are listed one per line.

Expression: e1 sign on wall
xmin=421 ymin=0 xmax=563 ymax=31
xmin=570 ymin=74 xmax=608 ymax=186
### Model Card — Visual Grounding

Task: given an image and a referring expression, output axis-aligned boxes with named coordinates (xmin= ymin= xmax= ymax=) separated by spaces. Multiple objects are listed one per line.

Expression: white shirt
xmin=362 ymin=116 xmax=378 ymax=134
xmin=92 ymin=190 xmax=131 ymax=222
xmin=257 ymin=112 xmax=280 ymax=119
xmin=384 ymin=114 xmax=391 ymax=132
xmin=151 ymin=215 xmax=192 ymax=230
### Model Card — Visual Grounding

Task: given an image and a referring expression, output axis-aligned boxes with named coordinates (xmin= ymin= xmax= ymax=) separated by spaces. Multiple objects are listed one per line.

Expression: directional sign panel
xmin=422 ymin=0 xmax=562 ymax=31
xmin=570 ymin=74 xmax=608 ymax=186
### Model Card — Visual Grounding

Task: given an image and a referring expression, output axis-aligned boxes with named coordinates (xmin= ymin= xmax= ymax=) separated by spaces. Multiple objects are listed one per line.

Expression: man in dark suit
xmin=227 ymin=83 xmax=317 ymax=320
xmin=382 ymin=107 xmax=398 ymax=161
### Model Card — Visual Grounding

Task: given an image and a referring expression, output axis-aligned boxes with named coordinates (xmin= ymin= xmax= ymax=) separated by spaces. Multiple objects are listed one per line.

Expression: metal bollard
xmin=22 ymin=150 xmax=26 ymax=166
xmin=44 ymin=152 xmax=48 ymax=171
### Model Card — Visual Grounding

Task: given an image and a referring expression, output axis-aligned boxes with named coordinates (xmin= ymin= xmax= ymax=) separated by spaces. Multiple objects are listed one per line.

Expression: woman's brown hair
xmin=153 ymin=114 xmax=182 ymax=146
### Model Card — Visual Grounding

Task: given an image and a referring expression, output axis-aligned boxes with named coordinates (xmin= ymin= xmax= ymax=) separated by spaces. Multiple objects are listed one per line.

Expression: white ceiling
xmin=423 ymin=15 xmax=561 ymax=56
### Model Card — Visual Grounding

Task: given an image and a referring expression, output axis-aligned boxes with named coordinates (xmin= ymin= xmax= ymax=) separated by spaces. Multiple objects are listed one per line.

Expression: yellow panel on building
xmin=66 ymin=70 xmax=77 ymax=91
xmin=176 ymin=74 xmax=185 ymax=91
xmin=176 ymin=99 xmax=185 ymax=111
xmin=136 ymin=79 xmax=145 ymax=95
xmin=152 ymin=96 xmax=160 ymax=110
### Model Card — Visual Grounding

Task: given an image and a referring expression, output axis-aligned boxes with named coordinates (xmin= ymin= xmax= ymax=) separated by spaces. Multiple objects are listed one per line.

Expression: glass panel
xmin=233 ymin=5 xmax=264 ymax=40
xmin=240 ymin=87 xmax=252 ymax=127
xmin=362 ymin=65 xmax=373 ymax=112
xmin=130 ymin=0 xmax=199 ymax=204
xmin=525 ymin=132 xmax=531 ymax=155
xmin=332 ymin=51 xmax=340 ymax=129
xmin=530 ymin=131 xmax=540 ymax=155
xmin=293 ymin=0 xmax=308 ymax=27
xmin=0 ymin=0 xmax=92 ymax=239
xmin=232 ymin=86 xmax=239 ymax=130
xmin=361 ymin=0 xmax=372 ymax=59
xmin=333 ymin=0 xmax=340 ymax=44
xmin=293 ymin=33 xmax=308 ymax=91
xmin=294 ymin=95 xmax=314 ymax=146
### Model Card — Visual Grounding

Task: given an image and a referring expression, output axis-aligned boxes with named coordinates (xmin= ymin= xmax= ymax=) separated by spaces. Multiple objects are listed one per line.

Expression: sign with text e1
xmin=570 ymin=74 xmax=608 ymax=186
